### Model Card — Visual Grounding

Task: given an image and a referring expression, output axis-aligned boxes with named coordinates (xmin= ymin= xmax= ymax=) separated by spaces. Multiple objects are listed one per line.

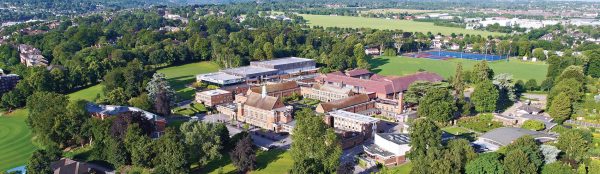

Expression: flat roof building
xmin=250 ymin=57 xmax=317 ymax=74
xmin=197 ymin=57 xmax=318 ymax=85
xmin=221 ymin=66 xmax=279 ymax=79
xmin=196 ymin=72 xmax=244 ymax=86
xmin=327 ymin=110 xmax=379 ymax=134
xmin=364 ymin=133 xmax=411 ymax=166
xmin=195 ymin=89 xmax=234 ymax=107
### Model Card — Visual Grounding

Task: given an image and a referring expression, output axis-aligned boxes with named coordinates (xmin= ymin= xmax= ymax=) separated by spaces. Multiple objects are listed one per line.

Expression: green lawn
xmin=202 ymin=149 xmax=293 ymax=174
xmin=68 ymin=84 xmax=104 ymax=101
xmin=0 ymin=109 xmax=37 ymax=171
xmin=395 ymin=162 xmax=412 ymax=173
xmin=442 ymin=126 xmax=471 ymax=136
xmin=156 ymin=62 xmax=219 ymax=101
xmin=371 ymin=56 xmax=548 ymax=82
xmin=300 ymin=14 xmax=502 ymax=36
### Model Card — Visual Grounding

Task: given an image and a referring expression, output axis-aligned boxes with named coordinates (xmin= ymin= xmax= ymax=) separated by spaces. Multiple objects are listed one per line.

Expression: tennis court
xmin=405 ymin=51 xmax=506 ymax=61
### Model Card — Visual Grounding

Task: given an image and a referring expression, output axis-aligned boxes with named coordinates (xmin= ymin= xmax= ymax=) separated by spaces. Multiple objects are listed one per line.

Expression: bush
xmin=457 ymin=114 xmax=502 ymax=132
xmin=521 ymin=120 xmax=546 ymax=131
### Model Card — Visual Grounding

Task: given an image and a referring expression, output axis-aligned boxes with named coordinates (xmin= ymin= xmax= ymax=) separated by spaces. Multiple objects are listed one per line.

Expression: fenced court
xmin=405 ymin=51 xmax=507 ymax=61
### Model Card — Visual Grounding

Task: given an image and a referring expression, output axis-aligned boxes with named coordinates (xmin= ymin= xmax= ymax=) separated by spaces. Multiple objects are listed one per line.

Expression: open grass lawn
xmin=442 ymin=126 xmax=471 ymax=136
xmin=68 ymin=84 xmax=105 ymax=101
xmin=156 ymin=62 xmax=219 ymax=101
xmin=392 ymin=162 xmax=412 ymax=173
xmin=202 ymin=149 xmax=292 ymax=174
xmin=360 ymin=8 xmax=441 ymax=14
xmin=300 ymin=14 xmax=502 ymax=36
xmin=371 ymin=56 xmax=548 ymax=82
xmin=0 ymin=109 xmax=37 ymax=171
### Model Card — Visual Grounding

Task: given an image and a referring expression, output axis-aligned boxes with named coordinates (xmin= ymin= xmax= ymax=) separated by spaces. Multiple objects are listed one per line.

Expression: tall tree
xmin=547 ymin=78 xmax=583 ymax=108
xmin=453 ymin=63 xmax=465 ymax=97
xmin=503 ymin=149 xmax=538 ymax=174
xmin=466 ymin=152 xmax=504 ymax=174
xmin=556 ymin=129 xmax=592 ymax=163
xmin=445 ymin=139 xmax=477 ymax=174
xmin=26 ymin=148 xmax=60 ymax=174
xmin=417 ymin=87 xmax=457 ymax=123
xmin=155 ymin=128 xmax=190 ymax=174
xmin=493 ymin=73 xmax=516 ymax=110
xmin=230 ymin=135 xmax=256 ymax=173
xmin=408 ymin=118 xmax=443 ymax=174
xmin=471 ymin=80 xmax=499 ymax=113
xmin=124 ymin=123 xmax=155 ymax=167
xmin=26 ymin=92 xmax=69 ymax=146
xmin=290 ymin=109 xmax=341 ymax=174
xmin=180 ymin=121 xmax=223 ymax=167
xmin=549 ymin=92 xmax=572 ymax=123
xmin=504 ymin=136 xmax=544 ymax=173
xmin=354 ymin=43 xmax=369 ymax=69
xmin=472 ymin=61 xmax=493 ymax=84
xmin=146 ymin=73 xmax=176 ymax=116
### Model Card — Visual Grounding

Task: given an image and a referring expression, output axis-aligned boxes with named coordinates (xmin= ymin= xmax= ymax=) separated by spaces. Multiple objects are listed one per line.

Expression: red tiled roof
xmin=318 ymin=94 xmax=371 ymax=112
xmin=244 ymin=92 xmax=284 ymax=110
xmin=381 ymin=72 xmax=444 ymax=91
xmin=318 ymin=71 xmax=443 ymax=95
xmin=345 ymin=69 xmax=371 ymax=77
xmin=250 ymin=81 xmax=298 ymax=93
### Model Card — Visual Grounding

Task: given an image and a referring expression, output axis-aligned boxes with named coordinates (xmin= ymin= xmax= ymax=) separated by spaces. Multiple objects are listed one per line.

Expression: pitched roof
xmin=244 ymin=92 xmax=283 ymax=110
xmin=383 ymin=72 xmax=444 ymax=91
xmin=479 ymin=127 xmax=556 ymax=146
xmin=250 ymin=81 xmax=298 ymax=93
xmin=517 ymin=104 xmax=543 ymax=113
xmin=317 ymin=71 xmax=443 ymax=94
xmin=318 ymin=94 xmax=370 ymax=112
xmin=345 ymin=69 xmax=372 ymax=77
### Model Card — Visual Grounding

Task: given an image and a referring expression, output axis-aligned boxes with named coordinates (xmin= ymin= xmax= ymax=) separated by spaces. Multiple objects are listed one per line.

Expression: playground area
xmin=404 ymin=51 xmax=506 ymax=61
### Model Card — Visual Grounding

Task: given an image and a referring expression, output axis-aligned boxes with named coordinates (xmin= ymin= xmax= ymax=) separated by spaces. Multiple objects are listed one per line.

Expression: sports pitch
xmin=300 ymin=14 xmax=503 ymax=36
xmin=371 ymin=56 xmax=548 ymax=82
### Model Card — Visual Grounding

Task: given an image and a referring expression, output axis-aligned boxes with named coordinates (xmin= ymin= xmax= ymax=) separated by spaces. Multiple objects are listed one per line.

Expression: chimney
xmin=261 ymin=85 xmax=267 ymax=98
xmin=397 ymin=92 xmax=404 ymax=114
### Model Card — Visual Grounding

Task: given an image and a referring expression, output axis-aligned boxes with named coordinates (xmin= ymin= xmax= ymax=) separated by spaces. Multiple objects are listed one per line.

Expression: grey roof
xmin=85 ymin=103 xmax=165 ymax=122
xmin=250 ymin=57 xmax=314 ymax=66
xmin=197 ymin=72 xmax=244 ymax=84
xmin=364 ymin=144 xmax=395 ymax=158
xmin=221 ymin=66 xmax=278 ymax=78
xmin=479 ymin=127 xmax=556 ymax=146
xmin=377 ymin=133 xmax=410 ymax=145
xmin=328 ymin=110 xmax=380 ymax=124
xmin=518 ymin=104 xmax=542 ymax=113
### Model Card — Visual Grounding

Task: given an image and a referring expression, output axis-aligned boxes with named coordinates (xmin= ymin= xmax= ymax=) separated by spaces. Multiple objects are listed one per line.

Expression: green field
xmin=203 ymin=149 xmax=293 ymax=174
xmin=157 ymin=62 xmax=219 ymax=101
xmin=0 ymin=109 xmax=37 ymax=171
xmin=300 ymin=14 xmax=502 ymax=36
xmin=371 ymin=56 xmax=548 ymax=82
xmin=68 ymin=84 xmax=105 ymax=101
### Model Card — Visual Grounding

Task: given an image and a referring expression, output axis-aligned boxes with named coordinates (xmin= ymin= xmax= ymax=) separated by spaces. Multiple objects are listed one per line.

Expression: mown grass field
xmin=157 ymin=62 xmax=219 ymax=101
xmin=68 ymin=84 xmax=105 ymax=101
xmin=203 ymin=149 xmax=293 ymax=174
xmin=371 ymin=56 xmax=548 ymax=82
xmin=300 ymin=14 xmax=502 ymax=36
xmin=360 ymin=8 xmax=441 ymax=14
xmin=0 ymin=109 xmax=37 ymax=171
